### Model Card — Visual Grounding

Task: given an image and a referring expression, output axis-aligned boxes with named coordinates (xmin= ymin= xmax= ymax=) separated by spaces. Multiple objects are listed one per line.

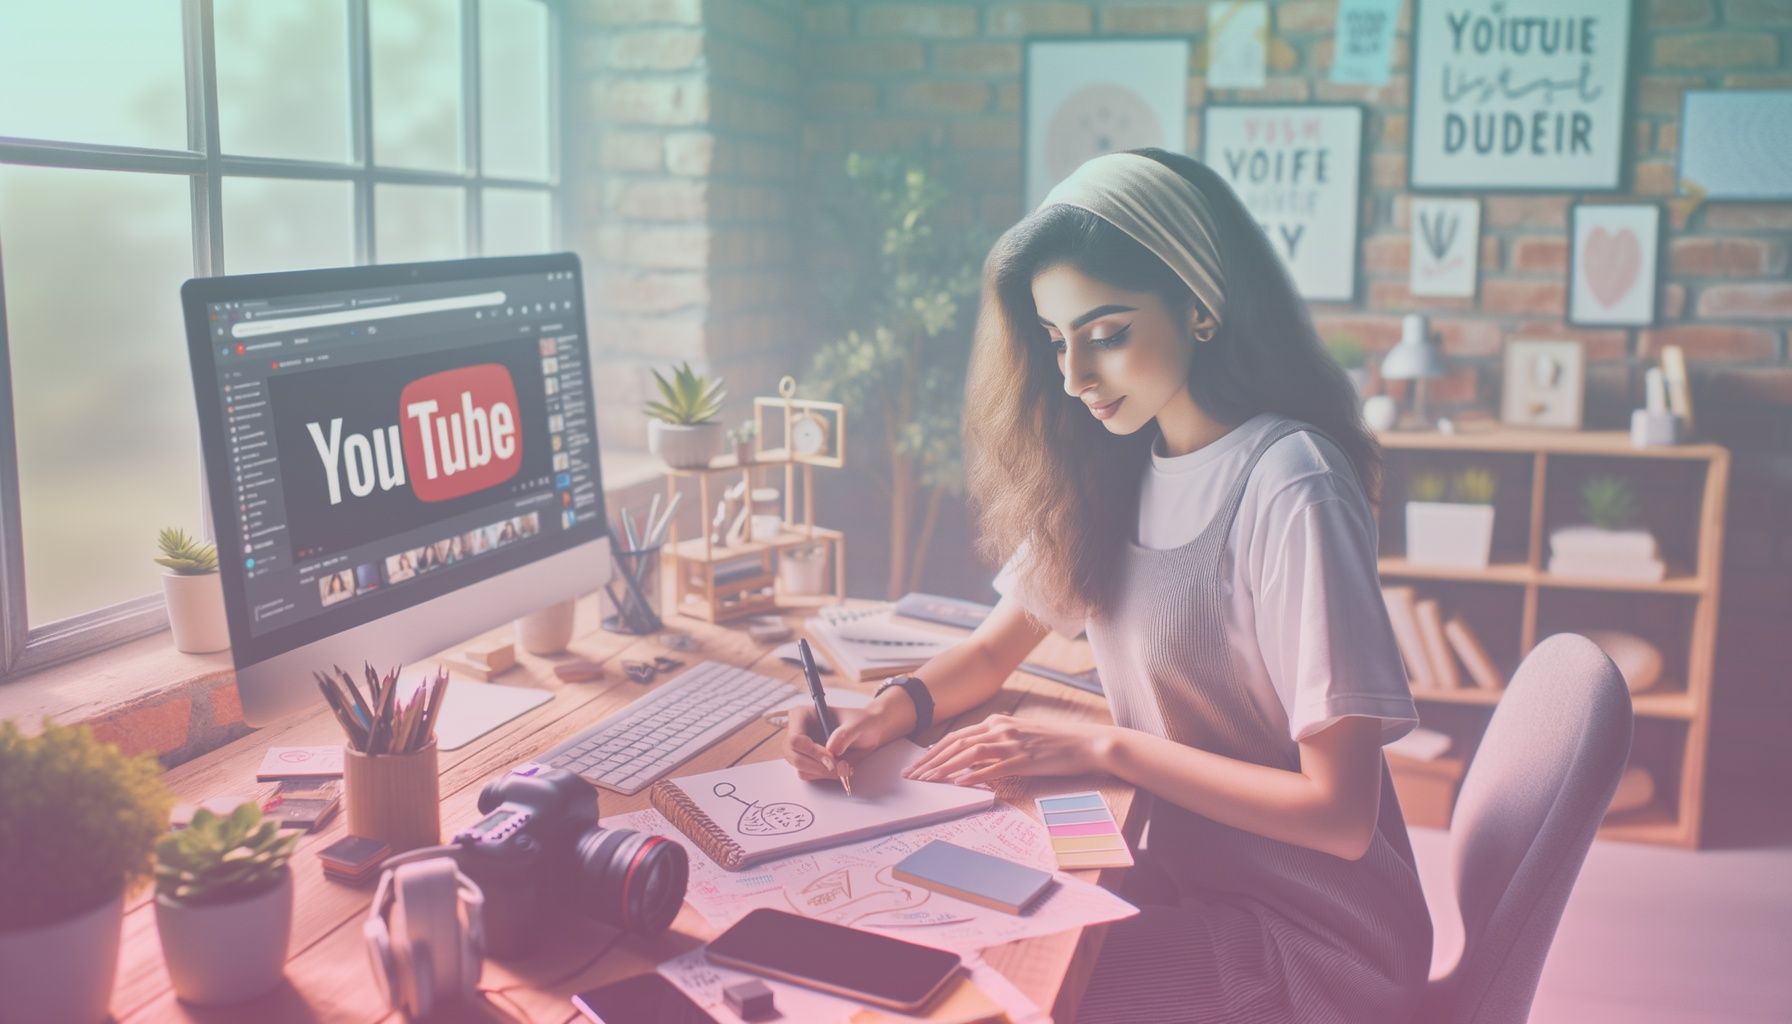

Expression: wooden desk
xmin=111 ymin=599 xmax=1140 ymax=1022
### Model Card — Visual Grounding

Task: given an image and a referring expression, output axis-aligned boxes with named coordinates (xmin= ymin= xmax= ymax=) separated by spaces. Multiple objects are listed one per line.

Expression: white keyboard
xmin=539 ymin=660 xmax=800 ymax=795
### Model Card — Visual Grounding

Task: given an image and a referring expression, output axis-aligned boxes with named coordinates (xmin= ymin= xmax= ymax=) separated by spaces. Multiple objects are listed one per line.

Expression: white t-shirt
xmin=995 ymin=412 xmax=1418 ymax=745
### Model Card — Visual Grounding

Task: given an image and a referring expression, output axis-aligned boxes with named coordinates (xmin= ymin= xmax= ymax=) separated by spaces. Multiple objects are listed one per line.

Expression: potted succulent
xmin=0 ymin=720 xmax=172 ymax=1024
xmin=1548 ymin=475 xmax=1665 ymax=581
xmin=727 ymin=419 xmax=758 ymax=466
xmin=779 ymin=542 xmax=830 ymax=597
xmin=1325 ymin=334 xmax=1371 ymax=397
xmin=157 ymin=527 xmax=228 ymax=654
xmin=1405 ymin=468 xmax=1497 ymax=568
xmin=645 ymin=362 xmax=726 ymax=469
xmin=154 ymin=802 xmax=300 ymax=1005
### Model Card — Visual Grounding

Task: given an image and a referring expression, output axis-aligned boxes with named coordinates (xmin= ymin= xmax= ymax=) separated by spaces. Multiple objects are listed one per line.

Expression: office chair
xmin=1418 ymin=633 xmax=1633 ymax=1024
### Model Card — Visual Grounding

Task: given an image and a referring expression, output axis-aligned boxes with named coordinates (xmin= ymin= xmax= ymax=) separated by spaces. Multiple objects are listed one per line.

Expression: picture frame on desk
xmin=1500 ymin=339 xmax=1585 ymax=430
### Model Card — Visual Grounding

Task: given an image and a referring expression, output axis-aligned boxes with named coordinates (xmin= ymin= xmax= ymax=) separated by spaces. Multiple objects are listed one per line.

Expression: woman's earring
xmin=1194 ymin=326 xmax=1217 ymax=343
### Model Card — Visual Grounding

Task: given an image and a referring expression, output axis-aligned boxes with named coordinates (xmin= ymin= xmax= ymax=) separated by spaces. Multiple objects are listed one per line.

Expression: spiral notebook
xmin=648 ymin=741 xmax=994 ymax=871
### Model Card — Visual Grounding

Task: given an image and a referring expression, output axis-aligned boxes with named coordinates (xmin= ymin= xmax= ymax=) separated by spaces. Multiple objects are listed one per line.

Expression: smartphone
xmin=705 ymin=907 xmax=963 ymax=1012
xmin=572 ymin=973 xmax=715 ymax=1023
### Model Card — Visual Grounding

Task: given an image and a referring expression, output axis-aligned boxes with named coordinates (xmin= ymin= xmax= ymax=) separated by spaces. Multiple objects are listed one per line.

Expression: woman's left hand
xmin=903 ymin=714 xmax=1117 ymax=786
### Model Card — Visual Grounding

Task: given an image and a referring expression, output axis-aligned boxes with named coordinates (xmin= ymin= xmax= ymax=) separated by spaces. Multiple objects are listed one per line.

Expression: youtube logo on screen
xmin=270 ymin=341 xmax=550 ymax=554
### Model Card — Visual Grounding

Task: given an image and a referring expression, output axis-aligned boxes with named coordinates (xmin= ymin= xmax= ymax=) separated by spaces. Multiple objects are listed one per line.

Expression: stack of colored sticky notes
xmin=1036 ymin=791 xmax=1134 ymax=870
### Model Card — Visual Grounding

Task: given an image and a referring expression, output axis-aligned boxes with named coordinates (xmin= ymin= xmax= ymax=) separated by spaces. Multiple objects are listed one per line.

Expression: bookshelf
xmin=1376 ymin=428 xmax=1730 ymax=847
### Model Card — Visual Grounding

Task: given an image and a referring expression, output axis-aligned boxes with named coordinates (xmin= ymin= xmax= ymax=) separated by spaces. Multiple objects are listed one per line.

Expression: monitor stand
xmin=406 ymin=669 xmax=553 ymax=751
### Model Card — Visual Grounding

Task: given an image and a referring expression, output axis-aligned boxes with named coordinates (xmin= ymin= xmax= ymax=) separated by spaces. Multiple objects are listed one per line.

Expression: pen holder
xmin=344 ymin=743 xmax=440 ymax=854
xmin=603 ymin=537 xmax=663 ymax=636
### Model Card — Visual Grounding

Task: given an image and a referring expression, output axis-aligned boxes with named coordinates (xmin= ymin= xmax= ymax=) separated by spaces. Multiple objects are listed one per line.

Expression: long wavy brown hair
xmin=964 ymin=148 xmax=1379 ymax=621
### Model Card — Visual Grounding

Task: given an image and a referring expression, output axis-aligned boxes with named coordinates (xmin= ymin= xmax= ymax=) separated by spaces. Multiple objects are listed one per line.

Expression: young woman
xmin=783 ymin=149 xmax=1431 ymax=1022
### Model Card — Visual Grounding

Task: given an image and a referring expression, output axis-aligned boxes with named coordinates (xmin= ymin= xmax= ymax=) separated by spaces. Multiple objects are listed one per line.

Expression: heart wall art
xmin=1570 ymin=203 xmax=1660 ymax=327
xmin=1410 ymin=197 xmax=1480 ymax=298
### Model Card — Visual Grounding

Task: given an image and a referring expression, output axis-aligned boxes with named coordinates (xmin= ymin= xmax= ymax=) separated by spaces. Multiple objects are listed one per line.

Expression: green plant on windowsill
xmin=1582 ymin=475 xmax=1635 ymax=530
xmin=155 ymin=803 xmax=299 ymax=907
xmin=155 ymin=527 xmax=218 ymax=575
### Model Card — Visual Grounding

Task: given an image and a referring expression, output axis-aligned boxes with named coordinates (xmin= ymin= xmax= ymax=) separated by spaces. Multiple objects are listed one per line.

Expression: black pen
xmin=797 ymin=638 xmax=851 ymax=795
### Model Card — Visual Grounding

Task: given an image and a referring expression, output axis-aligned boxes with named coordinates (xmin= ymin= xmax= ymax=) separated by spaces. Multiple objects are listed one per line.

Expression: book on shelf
xmin=1546 ymin=553 xmax=1668 ymax=582
xmin=1549 ymin=525 xmax=1658 ymax=561
xmin=1379 ymin=585 xmax=1434 ymax=690
xmin=1414 ymin=599 xmax=1462 ymax=690
xmin=1443 ymin=615 xmax=1505 ymax=691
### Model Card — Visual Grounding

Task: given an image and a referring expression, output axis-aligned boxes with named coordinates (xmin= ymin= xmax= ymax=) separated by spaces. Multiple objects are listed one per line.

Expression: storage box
xmin=1387 ymin=752 xmax=1468 ymax=830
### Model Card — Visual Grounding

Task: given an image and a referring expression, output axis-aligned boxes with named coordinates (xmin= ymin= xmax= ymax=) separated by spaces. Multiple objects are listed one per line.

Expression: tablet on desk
xmin=573 ymin=973 xmax=715 ymax=1023
xmin=705 ymin=907 xmax=963 ymax=1012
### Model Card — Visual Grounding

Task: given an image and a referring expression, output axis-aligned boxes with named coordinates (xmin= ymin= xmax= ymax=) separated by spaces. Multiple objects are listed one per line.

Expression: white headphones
xmin=364 ymin=854 xmax=486 ymax=1019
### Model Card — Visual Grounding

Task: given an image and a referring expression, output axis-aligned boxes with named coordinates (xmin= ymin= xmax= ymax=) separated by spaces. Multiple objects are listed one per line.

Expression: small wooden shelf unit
xmin=1376 ymin=428 xmax=1729 ymax=847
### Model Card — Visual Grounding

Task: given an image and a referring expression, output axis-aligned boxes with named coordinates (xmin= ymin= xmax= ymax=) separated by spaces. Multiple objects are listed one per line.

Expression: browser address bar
xmin=231 ymin=291 xmax=507 ymax=339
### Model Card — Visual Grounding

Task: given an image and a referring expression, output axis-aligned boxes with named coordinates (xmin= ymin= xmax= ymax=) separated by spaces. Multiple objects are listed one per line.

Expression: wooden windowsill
xmin=0 ymin=447 xmax=669 ymax=758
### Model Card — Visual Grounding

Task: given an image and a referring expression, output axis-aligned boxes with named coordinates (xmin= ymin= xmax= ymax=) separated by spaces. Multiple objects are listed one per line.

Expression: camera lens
xmin=573 ymin=826 xmax=688 ymax=934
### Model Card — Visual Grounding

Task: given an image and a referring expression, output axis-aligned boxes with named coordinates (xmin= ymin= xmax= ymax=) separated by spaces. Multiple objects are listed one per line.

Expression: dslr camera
xmin=445 ymin=766 xmax=687 ymax=958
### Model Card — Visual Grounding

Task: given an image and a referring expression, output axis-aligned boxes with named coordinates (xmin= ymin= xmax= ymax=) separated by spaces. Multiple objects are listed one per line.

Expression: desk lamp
xmin=1381 ymin=314 xmax=1445 ymax=429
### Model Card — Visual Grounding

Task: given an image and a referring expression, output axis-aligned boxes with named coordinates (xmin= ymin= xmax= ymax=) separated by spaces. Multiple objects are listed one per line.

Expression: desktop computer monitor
xmin=180 ymin=253 xmax=612 ymax=746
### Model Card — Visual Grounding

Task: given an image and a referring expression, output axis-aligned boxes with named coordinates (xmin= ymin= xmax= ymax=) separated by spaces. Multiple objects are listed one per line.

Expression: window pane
xmin=481 ymin=189 xmax=551 ymax=256
xmin=370 ymin=0 xmax=463 ymax=172
xmin=223 ymin=177 xmax=355 ymax=274
xmin=0 ymin=4 xmax=186 ymax=150
xmin=375 ymin=184 xmax=465 ymax=263
xmin=480 ymin=0 xmax=552 ymax=181
xmin=0 ymin=167 xmax=200 ymax=626
xmin=215 ymin=0 xmax=353 ymax=162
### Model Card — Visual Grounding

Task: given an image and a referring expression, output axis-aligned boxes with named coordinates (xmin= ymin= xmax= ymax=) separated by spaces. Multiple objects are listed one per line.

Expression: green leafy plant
xmin=1582 ymin=475 xmax=1635 ymax=530
xmin=155 ymin=527 xmax=218 ymax=575
xmin=1324 ymin=334 xmax=1367 ymax=370
xmin=804 ymin=145 xmax=991 ymax=597
xmin=155 ymin=802 xmax=299 ymax=906
xmin=1452 ymin=468 xmax=1497 ymax=505
xmin=726 ymin=420 xmax=757 ymax=446
xmin=0 ymin=720 xmax=173 ymax=928
xmin=645 ymin=362 xmax=725 ymax=426
xmin=1408 ymin=472 xmax=1448 ymax=503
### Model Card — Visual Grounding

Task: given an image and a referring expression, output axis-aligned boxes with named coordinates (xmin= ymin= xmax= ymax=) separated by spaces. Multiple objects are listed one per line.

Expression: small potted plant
xmin=1405 ymin=467 xmax=1496 ymax=568
xmin=645 ymin=361 xmax=726 ymax=469
xmin=779 ymin=543 xmax=830 ymax=597
xmin=153 ymin=802 xmax=300 ymax=1005
xmin=1548 ymin=475 xmax=1665 ymax=581
xmin=0 ymin=720 xmax=172 ymax=1024
xmin=727 ymin=419 xmax=758 ymax=466
xmin=1325 ymin=334 xmax=1370 ymax=396
xmin=156 ymin=527 xmax=228 ymax=654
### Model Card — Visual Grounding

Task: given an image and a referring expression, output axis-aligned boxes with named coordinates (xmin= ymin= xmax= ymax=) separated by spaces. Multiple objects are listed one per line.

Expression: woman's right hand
xmin=783 ymin=691 xmax=916 ymax=785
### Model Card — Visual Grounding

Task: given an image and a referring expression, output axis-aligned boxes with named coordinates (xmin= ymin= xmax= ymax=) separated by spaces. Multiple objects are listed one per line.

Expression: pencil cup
xmin=344 ymin=743 xmax=441 ymax=854
xmin=602 ymin=538 xmax=663 ymax=636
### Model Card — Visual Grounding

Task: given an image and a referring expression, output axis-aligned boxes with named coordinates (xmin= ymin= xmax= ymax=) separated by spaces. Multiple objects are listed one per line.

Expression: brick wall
xmin=573 ymin=1 xmax=1790 ymax=804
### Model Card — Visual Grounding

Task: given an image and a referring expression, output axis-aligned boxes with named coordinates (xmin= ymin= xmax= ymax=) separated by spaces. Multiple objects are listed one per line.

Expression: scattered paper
xmin=657 ymin=948 xmax=1046 ymax=1024
xmin=609 ymin=801 xmax=1138 ymax=954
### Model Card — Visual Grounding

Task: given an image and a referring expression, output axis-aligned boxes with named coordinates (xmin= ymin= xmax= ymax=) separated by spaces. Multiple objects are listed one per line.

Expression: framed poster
xmin=1023 ymin=37 xmax=1190 ymax=212
xmin=1409 ymin=0 xmax=1634 ymax=191
xmin=1678 ymin=89 xmax=1792 ymax=201
xmin=1202 ymin=104 xmax=1364 ymax=303
xmin=1501 ymin=339 xmax=1585 ymax=430
xmin=1207 ymin=2 xmax=1267 ymax=91
xmin=1569 ymin=203 xmax=1660 ymax=327
xmin=1410 ymin=197 xmax=1480 ymax=298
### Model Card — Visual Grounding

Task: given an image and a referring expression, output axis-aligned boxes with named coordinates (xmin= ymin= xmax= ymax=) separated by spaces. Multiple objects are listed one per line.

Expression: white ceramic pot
xmin=0 ymin=890 xmax=124 ymax=1024
xmin=779 ymin=545 xmax=829 ymax=596
xmin=155 ymin=868 xmax=293 ymax=1006
xmin=1405 ymin=502 xmax=1495 ymax=569
xmin=162 ymin=571 xmax=229 ymax=654
xmin=1363 ymin=394 xmax=1398 ymax=431
xmin=648 ymin=419 xmax=723 ymax=469
xmin=516 ymin=598 xmax=577 ymax=655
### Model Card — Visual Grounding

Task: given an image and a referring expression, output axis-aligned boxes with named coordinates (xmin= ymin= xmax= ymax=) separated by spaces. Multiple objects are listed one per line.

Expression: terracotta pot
xmin=155 ymin=869 xmax=293 ymax=1005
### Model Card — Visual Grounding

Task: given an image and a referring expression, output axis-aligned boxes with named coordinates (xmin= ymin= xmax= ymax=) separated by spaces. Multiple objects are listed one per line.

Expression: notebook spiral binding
xmin=649 ymin=779 xmax=747 ymax=871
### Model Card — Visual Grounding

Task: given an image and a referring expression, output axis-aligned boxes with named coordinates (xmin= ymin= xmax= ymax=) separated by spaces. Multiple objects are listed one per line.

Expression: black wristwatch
xmin=875 ymin=674 xmax=934 ymax=737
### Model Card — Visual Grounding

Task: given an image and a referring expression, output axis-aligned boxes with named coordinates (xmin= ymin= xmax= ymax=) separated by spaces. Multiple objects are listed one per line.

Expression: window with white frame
xmin=0 ymin=0 xmax=561 ymax=677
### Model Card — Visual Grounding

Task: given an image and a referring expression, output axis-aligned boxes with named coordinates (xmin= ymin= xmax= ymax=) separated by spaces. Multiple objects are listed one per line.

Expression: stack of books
xmin=803 ymin=603 xmax=953 ymax=682
xmin=1548 ymin=526 xmax=1666 ymax=582
xmin=1379 ymin=585 xmax=1505 ymax=692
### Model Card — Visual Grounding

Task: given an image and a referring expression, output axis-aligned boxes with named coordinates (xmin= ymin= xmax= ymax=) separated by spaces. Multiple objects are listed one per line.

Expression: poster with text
xmin=1332 ymin=0 xmax=1399 ymax=85
xmin=1203 ymin=104 xmax=1363 ymax=302
xmin=1410 ymin=0 xmax=1632 ymax=190
xmin=1024 ymin=39 xmax=1189 ymax=212
xmin=1410 ymin=197 xmax=1480 ymax=298
xmin=1207 ymin=2 xmax=1267 ymax=90
xmin=1570 ymin=203 xmax=1658 ymax=327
